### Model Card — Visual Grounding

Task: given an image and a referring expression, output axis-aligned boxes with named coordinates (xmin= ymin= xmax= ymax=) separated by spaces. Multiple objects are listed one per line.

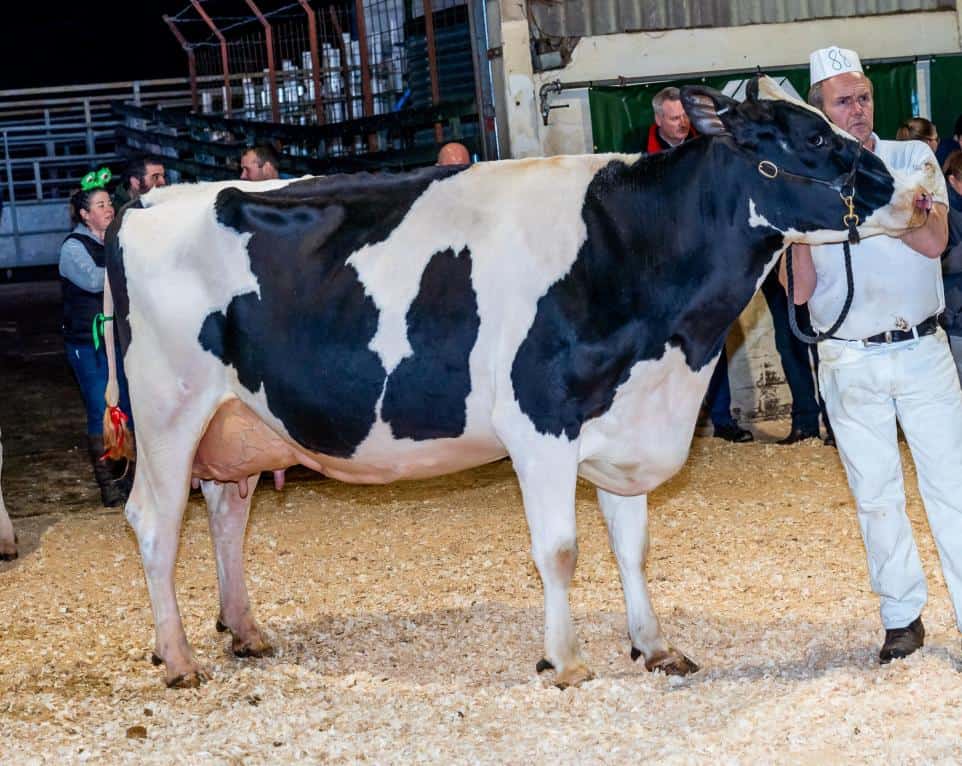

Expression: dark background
xmin=0 ymin=2 xmax=297 ymax=90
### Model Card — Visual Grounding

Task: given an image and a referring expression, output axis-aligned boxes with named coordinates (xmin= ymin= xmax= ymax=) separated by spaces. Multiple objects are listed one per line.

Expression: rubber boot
xmin=86 ymin=434 xmax=129 ymax=508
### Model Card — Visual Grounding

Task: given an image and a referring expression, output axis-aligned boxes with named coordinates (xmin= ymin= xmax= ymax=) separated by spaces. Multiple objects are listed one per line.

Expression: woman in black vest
xmin=59 ymin=173 xmax=132 ymax=506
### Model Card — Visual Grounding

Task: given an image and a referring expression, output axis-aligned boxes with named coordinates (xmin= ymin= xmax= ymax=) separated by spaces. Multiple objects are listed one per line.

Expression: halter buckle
xmin=758 ymin=160 xmax=778 ymax=179
xmin=842 ymin=195 xmax=860 ymax=227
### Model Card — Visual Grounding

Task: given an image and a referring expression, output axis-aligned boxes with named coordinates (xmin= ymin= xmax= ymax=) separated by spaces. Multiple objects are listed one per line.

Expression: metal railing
xmin=0 ymin=77 xmax=198 ymax=271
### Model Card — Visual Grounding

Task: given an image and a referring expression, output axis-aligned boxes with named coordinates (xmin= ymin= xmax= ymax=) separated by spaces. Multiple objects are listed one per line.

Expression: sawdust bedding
xmin=3 ymin=430 xmax=962 ymax=764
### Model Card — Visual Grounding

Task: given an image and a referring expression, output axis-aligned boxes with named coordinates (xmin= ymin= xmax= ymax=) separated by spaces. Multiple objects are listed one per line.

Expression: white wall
xmin=508 ymin=7 xmax=962 ymax=157
xmin=493 ymin=2 xmax=962 ymax=427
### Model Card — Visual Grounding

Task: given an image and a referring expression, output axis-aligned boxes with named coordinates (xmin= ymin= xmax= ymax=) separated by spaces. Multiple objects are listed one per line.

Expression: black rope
xmin=786 ymin=237 xmax=856 ymax=344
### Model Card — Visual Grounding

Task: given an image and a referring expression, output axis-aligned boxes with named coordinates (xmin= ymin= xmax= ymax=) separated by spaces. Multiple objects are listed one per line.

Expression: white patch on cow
xmin=578 ymin=344 xmax=718 ymax=495
xmin=346 ymin=155 xmax=627 ymax=449
xmin=138 ymin=177 xmax=296 ymax=209
xmin=748 ymin=198 xmax=777 ymax=231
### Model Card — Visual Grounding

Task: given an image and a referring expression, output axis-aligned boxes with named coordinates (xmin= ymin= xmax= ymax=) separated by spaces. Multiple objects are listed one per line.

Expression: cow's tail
xmin=101 ymin=276 xmax=135 ymax=462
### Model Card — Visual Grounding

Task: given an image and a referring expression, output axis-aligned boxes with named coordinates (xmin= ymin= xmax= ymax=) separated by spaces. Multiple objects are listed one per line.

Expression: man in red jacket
xmin=647 ymin=86 xmax=695 ymax=153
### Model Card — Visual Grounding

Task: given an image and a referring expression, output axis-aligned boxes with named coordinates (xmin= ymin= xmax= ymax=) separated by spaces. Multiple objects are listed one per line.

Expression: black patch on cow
xmin=510 ymin=110 xmax=879 ymax=440
xmin=199 ymin=165 xmax=472 ymax=457
xmin=381 ymin=246 xmax=479 ymax=440
xmin=104 ymin=200 xmax=142 ymax=354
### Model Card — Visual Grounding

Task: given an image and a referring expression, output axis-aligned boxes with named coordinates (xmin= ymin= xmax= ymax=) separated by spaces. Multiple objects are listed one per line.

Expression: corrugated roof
xmin=529 ymin=0 xmax=957 ymax=39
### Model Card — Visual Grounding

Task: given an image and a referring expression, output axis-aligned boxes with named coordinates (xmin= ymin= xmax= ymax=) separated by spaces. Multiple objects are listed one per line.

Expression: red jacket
xmin=646 ymin=124 xmax=696 ymax=154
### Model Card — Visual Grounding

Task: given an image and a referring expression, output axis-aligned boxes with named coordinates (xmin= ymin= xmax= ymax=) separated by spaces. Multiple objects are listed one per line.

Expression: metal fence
xmin=0 ymin=77 xmax=200 ymax=272
xmin=165 ymin=0 xmax=483 ymax=153
xmin=1 ymin=1 xmax=488 ymax=273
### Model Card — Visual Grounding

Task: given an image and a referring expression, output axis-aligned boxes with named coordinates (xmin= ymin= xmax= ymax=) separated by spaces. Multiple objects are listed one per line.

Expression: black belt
xmin=842 ymin=314 xmax=941 ymax=345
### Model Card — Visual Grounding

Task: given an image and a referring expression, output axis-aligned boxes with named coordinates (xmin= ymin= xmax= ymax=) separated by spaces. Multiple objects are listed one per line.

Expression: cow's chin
xmin=860 ymin=186 xmax=935 ymax=239
xmin=864 ymin=162 xmax=945 ymax=236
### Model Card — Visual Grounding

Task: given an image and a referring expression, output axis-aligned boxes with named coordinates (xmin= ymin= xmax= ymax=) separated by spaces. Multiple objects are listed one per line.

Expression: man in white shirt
xmin=784 ymin=46 xmax=962 ymax=664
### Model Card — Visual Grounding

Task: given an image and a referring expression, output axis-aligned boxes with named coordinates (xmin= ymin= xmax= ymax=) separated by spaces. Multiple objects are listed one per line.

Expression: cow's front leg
xmin=511 ymin=444 xmax=592 ymax=688
xmin=597 ymin=489 xmax=698 ymax=675
xmin=202 ymin=476 xmax=273 ymax=659
xmin=126 ymin=460 xmax=209 ymax=688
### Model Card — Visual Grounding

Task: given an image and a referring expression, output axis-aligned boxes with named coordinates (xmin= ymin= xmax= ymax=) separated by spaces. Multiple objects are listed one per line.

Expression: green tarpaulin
xmin=589 ymin=62 xmax=918 ymax=153
xmin=931 ymin=54 xmax=962 ymax=144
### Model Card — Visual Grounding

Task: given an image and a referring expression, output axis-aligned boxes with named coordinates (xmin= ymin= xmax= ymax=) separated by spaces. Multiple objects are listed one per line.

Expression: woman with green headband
xmin=59 ymin=168 xmax=132 ymax=507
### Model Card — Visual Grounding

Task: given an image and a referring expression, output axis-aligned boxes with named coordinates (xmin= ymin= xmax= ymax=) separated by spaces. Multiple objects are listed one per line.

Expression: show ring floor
xmin=3 ymin=426 xmax=962 ymax=763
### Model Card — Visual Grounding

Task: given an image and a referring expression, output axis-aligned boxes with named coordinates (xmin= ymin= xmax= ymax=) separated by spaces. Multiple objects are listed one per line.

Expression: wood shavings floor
xmin=3 ymin=428 xmax=961 ymax=764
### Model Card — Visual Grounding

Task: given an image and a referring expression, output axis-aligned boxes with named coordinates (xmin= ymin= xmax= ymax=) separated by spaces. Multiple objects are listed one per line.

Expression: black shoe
xmin=87 ymin=435 xmax=130 ymax=508
xmin=879 ymin=616 xmax=924 ymax=664
xmin=776 ymin=427 xmax=820 ymax=445
xmin=713 ymin=424 xmax=754 ymax=443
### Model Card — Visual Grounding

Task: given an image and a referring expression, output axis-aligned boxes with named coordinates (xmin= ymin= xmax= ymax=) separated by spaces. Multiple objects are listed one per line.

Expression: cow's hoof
xmin=554 ymin=663 xmax=594 ymax=689
xmin=165 ymin=667 xmax=211 ymax=689
xmin=644 ymin=649 xmax=699 ymax=676
xmin=232 ymin=638 xmax=275 ymax=659
xmin=0 ymin=533 xmax=17 ymax=560
xmin=215 ymin=619 xmax=229 ymax=633
xmin=535 ymin=658 xmax=555 ymax=674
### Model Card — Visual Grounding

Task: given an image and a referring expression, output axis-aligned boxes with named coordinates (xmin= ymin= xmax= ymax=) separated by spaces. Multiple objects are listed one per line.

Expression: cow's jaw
xmin=861 ymin=159 xmax=942 ymax=237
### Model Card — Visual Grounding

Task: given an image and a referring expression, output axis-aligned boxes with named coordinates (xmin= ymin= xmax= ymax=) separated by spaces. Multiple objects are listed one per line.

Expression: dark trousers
xmin=65 ymin=340 xmax=133 ymax=436
xmin=760 ymin=269 xmax=827 ymax=433
xmin=705 ymin=344 xmax=737 ymax=428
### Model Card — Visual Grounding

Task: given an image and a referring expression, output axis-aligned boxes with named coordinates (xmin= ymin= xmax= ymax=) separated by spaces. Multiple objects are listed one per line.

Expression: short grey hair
xmin=652 ymin=86 xmax=682 ymax=117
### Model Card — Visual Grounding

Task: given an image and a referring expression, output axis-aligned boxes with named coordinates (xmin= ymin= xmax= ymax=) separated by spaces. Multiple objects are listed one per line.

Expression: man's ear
xmin=680 ymin=86 xmax=741 ymax=137
xmin=129 ymin=177 xmax=142 ymax=193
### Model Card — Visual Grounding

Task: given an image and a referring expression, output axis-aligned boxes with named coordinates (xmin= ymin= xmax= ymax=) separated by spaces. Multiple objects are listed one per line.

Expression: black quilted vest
xmin=60 ymin=232 xmax=105 ymax=345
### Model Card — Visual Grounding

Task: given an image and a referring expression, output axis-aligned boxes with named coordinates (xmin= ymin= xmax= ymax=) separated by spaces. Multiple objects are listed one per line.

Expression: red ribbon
xmin=101 ymin=405 xmax=129 ymax=460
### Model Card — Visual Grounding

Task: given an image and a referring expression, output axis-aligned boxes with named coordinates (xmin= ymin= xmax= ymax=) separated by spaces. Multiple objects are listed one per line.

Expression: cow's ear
xmin=680 ymin=86 xmax=741 ymax=137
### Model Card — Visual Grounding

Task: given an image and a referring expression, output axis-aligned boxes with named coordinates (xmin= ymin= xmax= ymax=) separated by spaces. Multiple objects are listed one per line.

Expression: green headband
xmin=81 ymin=167 xmax=112 ymax=191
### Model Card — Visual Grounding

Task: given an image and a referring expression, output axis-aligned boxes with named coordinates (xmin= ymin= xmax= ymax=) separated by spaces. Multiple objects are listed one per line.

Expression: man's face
xmin=241 ymin=152 xmax=278 ymax=181
xmin=654 ymin=99 xmax=690 ymax=145
xmin=132 ymin=163 xmax=166 ymax=197
xmin=819 ymin=72 xmax=874 ymax=144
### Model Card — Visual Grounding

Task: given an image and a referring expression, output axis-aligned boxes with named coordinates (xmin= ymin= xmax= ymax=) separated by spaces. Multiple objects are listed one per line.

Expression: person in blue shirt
xmin=59 ymin=172 xmax=132 ymax=507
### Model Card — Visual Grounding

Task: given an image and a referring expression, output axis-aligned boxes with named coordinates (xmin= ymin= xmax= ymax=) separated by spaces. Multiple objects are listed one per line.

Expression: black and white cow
xmin=105 ymin=78 xmax=936 ymax=688
xmin=0 ymin=429 xmax=15 ymax=560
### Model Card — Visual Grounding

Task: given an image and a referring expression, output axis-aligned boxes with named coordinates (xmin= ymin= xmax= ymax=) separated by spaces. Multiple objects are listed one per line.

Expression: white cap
xmin=809 ymin=46 xmax=863 ymax=85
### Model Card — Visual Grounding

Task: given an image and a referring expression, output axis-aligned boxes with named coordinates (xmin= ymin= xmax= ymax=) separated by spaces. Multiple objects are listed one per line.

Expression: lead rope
xmin=786 ymin=194 xmax=861 ymax=344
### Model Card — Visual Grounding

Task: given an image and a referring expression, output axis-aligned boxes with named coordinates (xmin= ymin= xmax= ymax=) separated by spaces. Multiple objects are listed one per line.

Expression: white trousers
xmin=949 ymin=334 xmax=962 ymax=385
xmin=818 ymin=330 xmax=962 ymax=631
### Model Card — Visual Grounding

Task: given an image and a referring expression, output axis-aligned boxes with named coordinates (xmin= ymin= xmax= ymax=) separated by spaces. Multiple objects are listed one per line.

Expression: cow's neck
xmin=581 ymin=140 xmax=786 ymax=371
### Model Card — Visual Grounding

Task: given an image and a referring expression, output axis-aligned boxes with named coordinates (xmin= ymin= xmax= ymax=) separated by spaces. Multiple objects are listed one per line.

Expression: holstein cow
xmin=105 ymin=78 xmax=936 ymax=688
xmin=0 ymin=430 xmax=15 ymax=560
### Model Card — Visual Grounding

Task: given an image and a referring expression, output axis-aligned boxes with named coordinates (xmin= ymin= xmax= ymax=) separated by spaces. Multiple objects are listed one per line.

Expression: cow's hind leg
xmin=0 ymin=433 xmax=16 ymax=561
xmin=202 ymin=476 xmax=274 ymax=659
xmin=598 ymin=489 xmax=698 ymax=675
xmin=126 ymin=449 xmax=210 ymax=688
xmin=510 ymin=445 xmax=592 ymax=688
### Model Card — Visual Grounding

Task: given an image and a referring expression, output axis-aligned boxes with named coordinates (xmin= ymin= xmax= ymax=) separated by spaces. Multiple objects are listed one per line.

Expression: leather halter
xmin=757 ymin=141 xmax=864 ymax=244
xmin=756 ymin=142 xmax=865 ymax=344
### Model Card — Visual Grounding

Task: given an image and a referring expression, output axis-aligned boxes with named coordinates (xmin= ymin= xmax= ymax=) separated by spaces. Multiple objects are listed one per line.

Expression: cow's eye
xmin=809 ymin=134 xmax=826 ymax=148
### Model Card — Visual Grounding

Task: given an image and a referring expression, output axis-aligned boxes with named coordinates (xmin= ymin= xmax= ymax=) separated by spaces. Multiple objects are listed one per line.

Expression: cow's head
xmin=681 ymin=76 xmax=937 ymax=245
